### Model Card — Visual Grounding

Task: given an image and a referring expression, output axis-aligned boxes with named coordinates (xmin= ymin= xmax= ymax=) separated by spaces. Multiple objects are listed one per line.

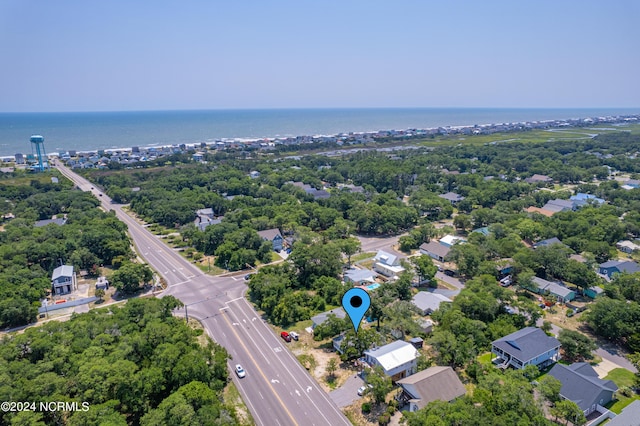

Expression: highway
xmin=53 ymin=160 xmax=350 ymax=426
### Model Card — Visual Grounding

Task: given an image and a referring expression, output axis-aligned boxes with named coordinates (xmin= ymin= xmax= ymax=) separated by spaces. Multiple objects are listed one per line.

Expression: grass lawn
xmin=605 ymin=368 xmax=640 ymax=414
xmin=605 ymin=368 xmax=637 ymax=388
xmin=477 ymin=352 xmax=493 ymax=366
xmin=351 ymin=252 xmax=376 ymax=263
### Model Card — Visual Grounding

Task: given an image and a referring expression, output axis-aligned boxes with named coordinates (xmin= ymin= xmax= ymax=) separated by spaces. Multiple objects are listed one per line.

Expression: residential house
xmin=257 ymin=228 xmax=284 ymax=251
xmin=541 ymin=199 xmax=575 ymax=214
xmin=194 ymin=208 xmax=222 ymax=231
xmin=411 ymin=292 xmax=452 ymax=316
xmin=471 ymin=226 xmax=490 ymax=236
xmin=598 ymin=260 xmax=640 ymax=280
xmin=616 ymin=240 xmax=640 ymax=254
xmin=396 ymin=366 xmax=466 ymax=412
xmin=34 ymin=216 xmax=67 ymax=227
xmin=623 ymin=179 xmax=640 ymax=189
xmin=570 ymin=193 xmax=605 ymax=207
xmin=548 ymin=363 xmax=618 ymax=416
xmin=607 ymin=400 xmax=640 ymax=426
xmin=533 ymin=237 xmax=566 ymax=249
xmin=491 ymin=327 xmax=561 ymax=370
xmin=419 ymin=241 xmax=450 ymax=262
xmin=524 ymin=206 xmax=555 ymax=217
xmin=344 ymin=268 xmax=377 ymax=286
xmin=526 ymin=276 xmax=575 ymax=303
xmin=249 ymin=170 xmax=260 ymax=179
xmin=439 ymin=235 xmax=466 ymax=248
xmin=363 ymin=340 xmax=419 ymax=381
xmin=373 ymin=250 xmax=405 ymax=277
xmin=585 ymin=286 xmax=604 ymax=299
xmin=52 ymin=265 xmax=76 ymax=295
xmin=438 ymin=192 xmax=465 ymax=205
xmin=525 ymin=174 xmax=553 ymax=184
xmin=311 ymin=308 xmax=346 ymax=329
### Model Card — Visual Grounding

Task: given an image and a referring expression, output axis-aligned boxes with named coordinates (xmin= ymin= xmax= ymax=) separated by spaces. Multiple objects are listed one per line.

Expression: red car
xmin=280 ymin=331 xmax=291 ymax=342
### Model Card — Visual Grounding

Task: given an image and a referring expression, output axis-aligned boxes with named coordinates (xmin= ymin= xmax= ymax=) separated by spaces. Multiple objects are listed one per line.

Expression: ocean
xmin=1 ymin=107 xmax=638 ymax=156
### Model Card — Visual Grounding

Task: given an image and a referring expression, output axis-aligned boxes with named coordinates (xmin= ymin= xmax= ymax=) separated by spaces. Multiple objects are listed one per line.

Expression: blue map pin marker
xmin=342 ymin=288 xmax=371 ymax=333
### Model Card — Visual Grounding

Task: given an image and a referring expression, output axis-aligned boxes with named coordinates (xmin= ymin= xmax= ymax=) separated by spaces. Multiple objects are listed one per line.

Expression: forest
xmin=0 ymin=297 xmax=237 ymax=425
xmin=0 ymin=175 xmax=134 ymax=328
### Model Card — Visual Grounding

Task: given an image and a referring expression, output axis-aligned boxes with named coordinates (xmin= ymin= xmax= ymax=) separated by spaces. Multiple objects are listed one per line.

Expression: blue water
xmin=1 ymin=108 xmax=638 ymax=156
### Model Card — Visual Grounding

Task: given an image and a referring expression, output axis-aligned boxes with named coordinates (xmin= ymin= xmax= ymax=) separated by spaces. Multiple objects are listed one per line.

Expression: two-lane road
xmin=53 ymin=161 xmax=350 ymax=426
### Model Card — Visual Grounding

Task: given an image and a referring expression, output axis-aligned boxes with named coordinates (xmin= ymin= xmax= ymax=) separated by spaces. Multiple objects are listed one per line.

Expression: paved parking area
xmin=329 ymin=374 xmax=365 ymax=408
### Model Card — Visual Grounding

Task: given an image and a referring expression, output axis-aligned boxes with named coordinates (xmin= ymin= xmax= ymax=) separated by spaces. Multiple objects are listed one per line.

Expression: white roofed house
xmin=373 ymin=250 xmax=405 ymax=278
xmin=52 ymin=265 xmax=76 ymax=295
xmin=363 ymin=340 xmax=419 ymax=381
xmin=411 ymin=292 xmax=452 ymax=316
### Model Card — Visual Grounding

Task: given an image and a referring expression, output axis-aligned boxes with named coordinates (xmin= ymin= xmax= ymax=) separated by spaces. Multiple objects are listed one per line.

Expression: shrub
xmin=378 ymin=413 xmax=391 ymax=425
xmin=361 ymin=402 xmax=371 ymax=414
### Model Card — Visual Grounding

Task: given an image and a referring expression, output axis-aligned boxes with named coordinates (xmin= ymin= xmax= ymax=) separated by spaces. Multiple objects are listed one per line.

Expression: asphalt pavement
xmin=54 ymin=162 xmax=351 ymax=426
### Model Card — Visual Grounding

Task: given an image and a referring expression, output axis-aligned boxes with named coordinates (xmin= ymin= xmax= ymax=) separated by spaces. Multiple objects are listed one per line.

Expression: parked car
xmin=280 ymin=331 xmax=291 ymax=342
xmin=235 ymin=364 xmax=246 ymax=378
xmin=244 ymin=274 xmax=251 ymax=280
xmin=289 ymin=331 xmax=299 ymax=341
xmin=499 ymin=276 xmax=512 ymax=287
xmin=443 ymin=269 xmax=455 ymax=277
xmin=357 ymin=384 xmax=373 ymax=396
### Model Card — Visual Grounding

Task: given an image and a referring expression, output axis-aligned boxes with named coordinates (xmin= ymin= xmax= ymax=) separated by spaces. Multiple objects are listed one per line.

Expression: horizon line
xmin=2 ymin=106 xmax=640 ymax=115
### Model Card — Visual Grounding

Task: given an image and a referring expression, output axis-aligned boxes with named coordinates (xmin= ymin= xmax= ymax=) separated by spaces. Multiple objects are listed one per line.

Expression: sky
xmin=1 ymin=1 xmax=639 ymax=112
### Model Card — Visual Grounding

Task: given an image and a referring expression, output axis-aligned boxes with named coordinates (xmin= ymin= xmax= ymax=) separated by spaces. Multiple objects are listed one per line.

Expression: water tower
xmin=30 ymin=135 xmax=48 ymax=171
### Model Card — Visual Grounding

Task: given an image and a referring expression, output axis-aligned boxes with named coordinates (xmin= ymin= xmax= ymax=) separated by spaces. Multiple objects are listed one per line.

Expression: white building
xmin=364 ymin=340 xmax=418 ymax=381
xmin=373 ymin=250 xmax=405 ymax=277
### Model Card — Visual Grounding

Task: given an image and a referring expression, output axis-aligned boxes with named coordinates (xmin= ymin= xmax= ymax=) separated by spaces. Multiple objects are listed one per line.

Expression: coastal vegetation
xmin=0 ymin=173 xmax=134 ymax=328
xmin=3 ymin=127 xmax=640 ymax=424
xmin=0 ymin=297 xmax=237 ymax=425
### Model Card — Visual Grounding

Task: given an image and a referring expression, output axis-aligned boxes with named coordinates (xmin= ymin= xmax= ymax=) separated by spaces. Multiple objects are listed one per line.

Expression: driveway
xmin=435 ymin=271 xmax=464 ymax=290
xmin=329 ymin=374 xmax=365 ymax=408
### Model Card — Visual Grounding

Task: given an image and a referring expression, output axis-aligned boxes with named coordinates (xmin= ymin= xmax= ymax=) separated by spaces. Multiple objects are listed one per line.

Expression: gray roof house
xmin=311 ymin=307 xmax=346 ymax=329
xmin=438 ymin=192 xmax=465 ymax=205
xmin=34 ymin=217 xmax=67 ymax=227
xmin=542 ymin=199 xmax=575 ymax=213
xmin=598 ymin=260 xmax=640 ymax=280
xmin=533 ymin=237 xmax=565 ymax=249
xmin=548 ymin=363 xmax=618 ymax=416
xmin=344 ymin=268 xmax=377 ymax=285
xmin=257 ymin=228 xmax=283 ymax=251
xmin=411 ymin=292 xmax=452 ymax=316
xmin=396 ymin=366 xmax=466 ymax=413
xmin=52 ymin=265 xmax=76 ymax=295
xmin=419 ymin=241 xmax=450 ymax=262
xmin=491 ymin=327 xmax=561 ymax=370
xmin=526 ymin=276 xmax=576 ymax=303
xmin=607 ymin=400 xmax=640 ymax=426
